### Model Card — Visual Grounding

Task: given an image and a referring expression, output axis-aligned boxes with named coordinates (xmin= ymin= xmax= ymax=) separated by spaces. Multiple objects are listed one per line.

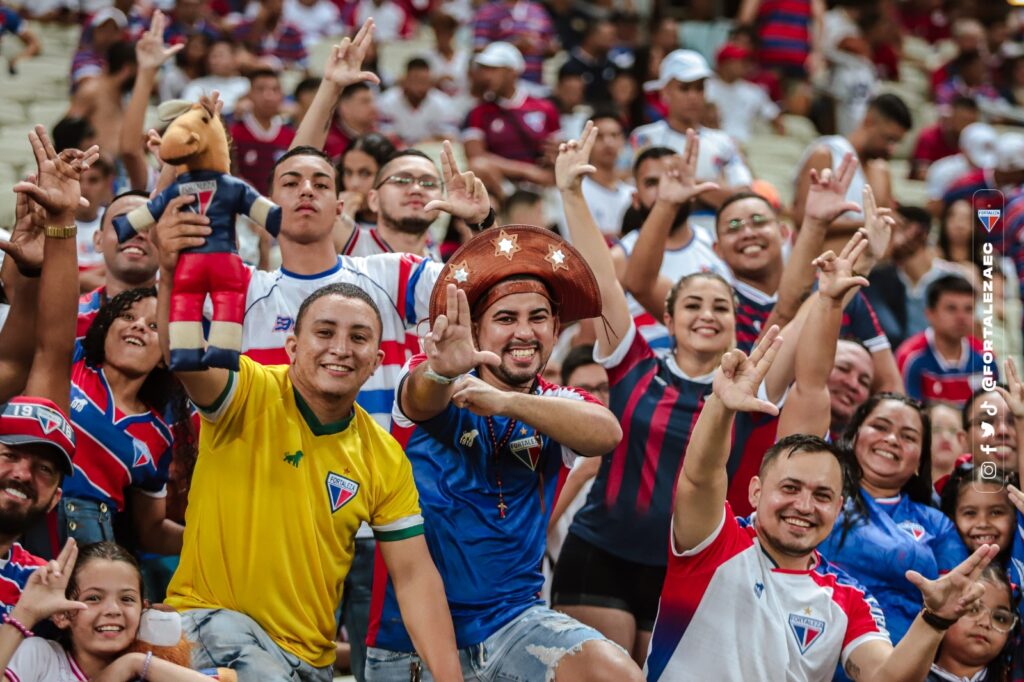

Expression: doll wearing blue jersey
xmin=112 ymin=96 xmax=281 ymax=371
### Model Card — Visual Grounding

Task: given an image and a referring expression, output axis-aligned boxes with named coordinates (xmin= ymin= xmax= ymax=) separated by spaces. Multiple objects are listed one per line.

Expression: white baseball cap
xmin=475 ymin=42 xmax=526 ymax=74
xmin=996 ymin=132 xmax=1024 ymax=173
xmin=643 ymin=49 xmax=713 ymax=92
xmin=959 ymin=122 xmax=998 ymax=169
xmin=89 ymin=7 xmax=127 ymax=28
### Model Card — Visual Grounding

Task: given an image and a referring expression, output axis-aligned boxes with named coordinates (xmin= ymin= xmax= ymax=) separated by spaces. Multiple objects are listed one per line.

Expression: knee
xmin=555 ymin=640 xmax=643 ymax=682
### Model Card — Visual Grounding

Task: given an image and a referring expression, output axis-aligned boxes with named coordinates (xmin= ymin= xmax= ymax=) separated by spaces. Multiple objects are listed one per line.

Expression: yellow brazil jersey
xmin=165 ymin=357 xmax=423 ymax=667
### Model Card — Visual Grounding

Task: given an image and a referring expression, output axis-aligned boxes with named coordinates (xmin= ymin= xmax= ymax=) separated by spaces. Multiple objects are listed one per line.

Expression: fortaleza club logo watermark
xmin=973 ymin=189 xmax=1006 ymax=492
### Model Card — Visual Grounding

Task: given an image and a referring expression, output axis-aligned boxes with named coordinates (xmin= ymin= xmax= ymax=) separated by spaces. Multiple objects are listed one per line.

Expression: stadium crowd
xmin=0 ymin=0 xmax=1022 ymax=680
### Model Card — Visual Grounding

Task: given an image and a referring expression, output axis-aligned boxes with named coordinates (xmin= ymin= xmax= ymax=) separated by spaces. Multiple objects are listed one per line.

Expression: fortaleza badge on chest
xmin=326 ymin=472 xmax=359 ymax=513
xmin=509 ymin=427 xmax=542 ymax=470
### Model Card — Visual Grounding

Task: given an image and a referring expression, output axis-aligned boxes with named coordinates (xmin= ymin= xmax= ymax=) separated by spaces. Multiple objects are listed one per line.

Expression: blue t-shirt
xmin=818 ymin=490 xmax=968 ymax=643
xmin=369 ymin=356 xmax=593 ymax=650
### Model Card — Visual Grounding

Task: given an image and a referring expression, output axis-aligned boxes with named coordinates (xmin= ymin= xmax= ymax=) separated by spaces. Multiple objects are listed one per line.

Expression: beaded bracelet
xmin=1 ymin=613 xmax=34 ymax=638
xmin=140 ymin=650 xmax=153 ymax=680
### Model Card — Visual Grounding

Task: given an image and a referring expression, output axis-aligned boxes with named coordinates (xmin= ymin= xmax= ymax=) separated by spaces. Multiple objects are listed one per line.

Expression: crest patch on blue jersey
xmin=899 ymin=521 xmax=926 ymax=541
xmin=132 ymin=440 xmax=152 ymax=467
xmin=326 ymin=472 xmax=359 ymax=513
xmin=178 ymin=180 xmax=217 ymax=216
xmin=788 ymin=613 xmax=826 ymax=655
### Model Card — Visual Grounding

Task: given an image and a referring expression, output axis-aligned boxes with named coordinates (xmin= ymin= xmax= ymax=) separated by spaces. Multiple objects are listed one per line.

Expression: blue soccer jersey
xmin=368 ymin=354 xmax=590 ymax=650
xmin=896 ymin=330 xmax=996 ymax=407
xmin=818 ymin=490 xmax=968 ymax=643
xmin=0 ymin=544 xmax=44 ymax=616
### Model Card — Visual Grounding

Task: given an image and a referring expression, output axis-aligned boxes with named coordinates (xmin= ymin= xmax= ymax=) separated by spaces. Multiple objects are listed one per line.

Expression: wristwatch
xmin=45 ymin=224 xmax=77 ymax=239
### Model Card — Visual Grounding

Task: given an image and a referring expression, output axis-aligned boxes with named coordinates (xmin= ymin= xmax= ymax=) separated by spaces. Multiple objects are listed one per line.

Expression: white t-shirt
xmin=283 ymin=0 xmax=343 ymax=46
xmin=75 ymin=207 xmax=105 ymax=271
xmin=616 ymin=226 xmax=733 ymax=351
xmin=705 ymin=78 xmax=780 ymax=144
xmin=926 ymin=153 xmax=971 ymax=200
xmin=425 ymin=48 xmax=472 ymax=99
xmin=581 ymin=176 xmax=634 ymax=237
xmin=377 ymin=87 xmax=460 ymax=146
xmin=629 ymin=123 xmax=753 ymax=235
xmin=796 ymin=135 xmax=867 ymax=223
xmin=6 ymin=637 xmax=87 ymax=681
xmin=181 ymin=76 xmax=251 ymax=117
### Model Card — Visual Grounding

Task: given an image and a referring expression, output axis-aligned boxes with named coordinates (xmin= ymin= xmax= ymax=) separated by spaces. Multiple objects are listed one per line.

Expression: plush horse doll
xmin=126 ymin=609 xmax=238 ymax=680
xmin=113 ymin=98 xmax=282 ymax=371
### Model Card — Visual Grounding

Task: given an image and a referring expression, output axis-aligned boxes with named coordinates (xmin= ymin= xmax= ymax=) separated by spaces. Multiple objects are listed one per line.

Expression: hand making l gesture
xmin=656 ymin=128 xmax=719 ymax=206
xmin=135 ymin=10 xmax=184 ymax=73
xmin=555 ymin=120 xmax=597 ymax=193
xmin=10 ymin=540 xmax=87 ymax=629
xmin=803 ymin=152 xmax=861 ymax=225
xmin=423 ymin=140 xmax=490 ymax=225
xmin=424 ymin=284 xmax=500 ymax=379
xmin=13 ymin=125 xmax=99 ymax=223
xmin=322 ymin=19 xmax=380 ymax=90
xmin=814 ymin=230 xmax=871 ymax=302
xmin=909 ymin=544 xmax=999 ymax=622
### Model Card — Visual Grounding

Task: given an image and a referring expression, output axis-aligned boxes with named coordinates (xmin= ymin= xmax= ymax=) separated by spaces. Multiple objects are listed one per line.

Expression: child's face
xmin=59 ymin=560 xmax=143 ymax=659
xmin=942 ymin=579 xmax=1014 ymax=668
xmin=955 ymin=484 xmax=1015 ymax=553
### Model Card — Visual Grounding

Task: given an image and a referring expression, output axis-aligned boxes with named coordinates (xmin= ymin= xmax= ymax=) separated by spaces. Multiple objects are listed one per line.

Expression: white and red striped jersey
xmin=645 ymin=504 xmax=889 ymax=682
xmin=340 ymin=226 xmax=442 ymax=262
xmin=242 ymin=254 xmax=442 ymax=427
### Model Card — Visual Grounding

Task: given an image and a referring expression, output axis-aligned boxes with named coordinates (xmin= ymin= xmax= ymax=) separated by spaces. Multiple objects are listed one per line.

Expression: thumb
xmin=837 ymin=202 xmax=862 ymax=215
xmin=476 ymin=350 xmax=501 ymax=367
xmin=359 ymin=71 xmax=381 ymax=84
xmin=0 ymin=241 xmax=15 ymax=257
xmin=577 ymin=164 xmax=597 ymax=175
xmin=12 ymin=182 xmax=46 ymax=205
xmin=167 ymin=43 xmax=185 ymax=57
xmin=694 ymin=182 xmax=720 ymax=194
xmin=747 ymin=398 xmax=780 ymax=416
xmin=62 ymin=600 xmax=88 ymax=613
xmin=424 ymin=200 xmax=453 ymax=214
xmin=905 ymin=569 xmax=928 ymax=592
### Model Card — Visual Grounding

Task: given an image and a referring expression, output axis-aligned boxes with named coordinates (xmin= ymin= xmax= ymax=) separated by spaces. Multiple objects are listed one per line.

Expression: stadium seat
xmin=27 ymin=101 xmax=70 ymax=130
xmin=892 ymin=177 xmax=929 ymax=208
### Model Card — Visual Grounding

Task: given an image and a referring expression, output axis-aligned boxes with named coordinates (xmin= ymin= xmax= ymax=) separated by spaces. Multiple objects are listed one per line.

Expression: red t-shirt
xmin=229 ymin=115 xmax=295 ymax=195
xmin=463 ymin=92 xmax=560 ymax=164
xmin=911 ymin=123 xmax=959 ymax=169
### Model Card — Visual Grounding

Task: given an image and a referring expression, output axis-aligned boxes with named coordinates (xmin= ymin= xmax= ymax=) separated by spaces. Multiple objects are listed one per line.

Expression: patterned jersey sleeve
xmin=835 ymin=573 xmax=891 ymax=665
xmin=900 ymin=355 xmax=925 ymax=401
xmin=840 ymin=292 xmax=891 ymax=352
xmin=593 ymin=321 xmax=655 ymax=384
xmin=670 ymin=503 xmax=753 ymax=567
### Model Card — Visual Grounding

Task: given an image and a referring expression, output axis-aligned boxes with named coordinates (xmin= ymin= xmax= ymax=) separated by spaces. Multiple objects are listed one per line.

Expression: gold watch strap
xmin=45 ymin=224 xmax=77 ymax=239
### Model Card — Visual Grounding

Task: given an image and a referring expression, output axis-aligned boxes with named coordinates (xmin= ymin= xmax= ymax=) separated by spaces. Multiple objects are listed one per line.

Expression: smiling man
xmin=154 ymin=264 xmax=461 ymax=680
xmin=365 ymin=226 xmax=640 ymax=681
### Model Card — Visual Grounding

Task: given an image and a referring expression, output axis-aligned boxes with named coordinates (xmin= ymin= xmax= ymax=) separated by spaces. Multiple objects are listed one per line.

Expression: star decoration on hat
xmin=446 ymin=260 xmax=471 ymax=285
xmin=491 ymin=229 xmax=521 ymax=261
xmin=545 ymin=244 xmax=569 ymax=272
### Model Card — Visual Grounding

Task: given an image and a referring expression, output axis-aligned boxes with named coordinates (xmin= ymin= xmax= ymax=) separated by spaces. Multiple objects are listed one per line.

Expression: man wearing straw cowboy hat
xmin=365 ymin=226 xmax=642 ymax=680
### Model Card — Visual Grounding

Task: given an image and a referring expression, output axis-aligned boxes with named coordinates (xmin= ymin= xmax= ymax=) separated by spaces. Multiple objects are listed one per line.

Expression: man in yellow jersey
xmin=152 ymin=202 xmax=462 ymax=681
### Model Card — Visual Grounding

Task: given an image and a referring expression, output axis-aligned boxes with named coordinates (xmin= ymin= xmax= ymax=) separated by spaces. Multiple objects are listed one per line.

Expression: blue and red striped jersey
xmin=369 ymin=354 xmax=589 ymax=651
xmin=0 ymin=544 xmax=44 ymax=616
xmin=62 ymin=360 xmax=174 ymax=511
xmin=756 ymin=0 xmax=813 ymax=72
xmin=76 ymin=286 xmax=105 ymax=342
xmin=895 ymin=329 xmax=996 ymax=407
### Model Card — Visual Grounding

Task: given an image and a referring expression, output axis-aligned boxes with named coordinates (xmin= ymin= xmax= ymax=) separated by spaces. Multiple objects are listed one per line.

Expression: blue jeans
xmin=365 ymin=605 xmax=609 ymax=682
xmin=58 ymin=497 xmax=115 ymax=545
xmin=182 ymin=608 xmax=334 ymax=682
xmin=341 ymin=537 xmax=376 ymax=681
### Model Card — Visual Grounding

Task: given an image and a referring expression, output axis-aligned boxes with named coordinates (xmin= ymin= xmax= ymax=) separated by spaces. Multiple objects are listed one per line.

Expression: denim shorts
xmin=365 ymin=604 xmax=610 ymax=682
xmin=182 ymin=608 xmax=335 ymax=682
xmin=58 ymin=497 xmax=115 ymax=545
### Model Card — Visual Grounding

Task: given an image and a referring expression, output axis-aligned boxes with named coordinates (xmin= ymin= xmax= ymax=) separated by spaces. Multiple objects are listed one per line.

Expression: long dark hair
xmin=82 ymin=288 xmax=197 ymax=476
xmin=939 ymin=462 xmax=1018 ymax=567
xmin=836 ymin=392 xmax=934 ymax=545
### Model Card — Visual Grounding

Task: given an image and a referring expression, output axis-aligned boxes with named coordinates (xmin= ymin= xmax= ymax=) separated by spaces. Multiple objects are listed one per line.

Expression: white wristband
xmin=423 ymin=365 xmax=459 ymax=385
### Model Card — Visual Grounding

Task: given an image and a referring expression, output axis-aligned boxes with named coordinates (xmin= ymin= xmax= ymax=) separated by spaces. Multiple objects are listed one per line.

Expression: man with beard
xmin=615 ymin=145 xmax=731 ymax=351
xmin=67 ymin=42 xmax=138 ymax=166
xmin=365 ymin=228 xmax=641 ymax=681
xmin=647 ymin=322 xmax=1002 ymax=682
xmin=0 ymin=126 xmax=98 ymax=611
xmin=792 ymin=93 xmax=912 ymax=255
xmin=76 ymin=191 xmax=158 ymax=342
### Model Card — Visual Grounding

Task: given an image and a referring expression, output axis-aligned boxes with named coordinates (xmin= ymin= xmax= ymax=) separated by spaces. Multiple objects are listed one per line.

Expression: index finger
xmin=685 ymin=128 xmax=700 ymax=168
xmin=440 ymin=140 xmax=454 ymax=183
xmin=863 ymin=184 xmax=877 ymax=217
xmin=56 ymin=538 xmax=78 ymax=577
xmin=580 ymin=120 xmax=596 ymax=157
xmin=35 ymin=125 xmax=57 ymax=161
xmin=353 ymin=16 xmax=374 ymax=48
xmin=457 ymin=286 xmax=472 ymax=327
xmin=446 ymin=282 xmax=458 ymax=323
xmin=836 ymin=152 xmax=855 ymax=189
xmin=748 ymin=324 xmax=780 ymax=367
xmin=956 ymin=544 xmax=997 ymax=583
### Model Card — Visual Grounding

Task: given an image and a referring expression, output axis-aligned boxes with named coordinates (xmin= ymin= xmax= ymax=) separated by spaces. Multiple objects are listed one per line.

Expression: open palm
xmin=555 ymin=121 xmax=597 ymax=192
xmin=13 ymin=125 xmax=99 ymax=218
xmin=804 ymin=152 xmax=861 ymax=224
xmin=136 ymin=10 xmax=183 ymax=71
xmin=712 ymin=325 xmax=783 ymax=414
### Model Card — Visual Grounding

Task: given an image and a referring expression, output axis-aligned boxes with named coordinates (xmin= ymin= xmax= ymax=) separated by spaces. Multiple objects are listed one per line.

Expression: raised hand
xmin=712 ymin=325 xmax=783 ymax=414
xmin=198 ymin=90 xmax=225 ymax=118
xmin=555 ymin=121 xmax=597 ymax=192
xmin=997 ymin=357 xmax=1024 ymax=420
xmin=1007 ymin=484 xmax=1024 ymax=516
xmin=135 ymin=10 xmax=184 ymax=72
xmin=451 ymin=375 xmax=510 ymax=417
xmin=908 ymin=544 xmax=999 ymax=622
xmin=803 ymin=152 xmax=861 ymax=225
xmin=656 ymin=129 xmax=719 ymax=206
xmin=857 ymin=184 xmax=894 ymax=273
xmin=322 ymin=19 xmax=380 ymax=90
xmin=423 ymin=140 xmax=490 ymax=224
xmin=423 ymin=284 xmax=500 ymax=378
xmin=13 ymin=125 xmax=100 ymax=221
xmin=813 ymin=230 xmax=870 ymax=301
xmin=0 ymin=175 xmax=46 ymax=272
xmin=10 ymin=539 xmax=87 ymax=628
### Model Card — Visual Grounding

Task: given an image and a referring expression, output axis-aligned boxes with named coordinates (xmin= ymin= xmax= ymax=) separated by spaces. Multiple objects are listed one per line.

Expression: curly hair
xmin=82 ymin=287 xmax=197 ymax=481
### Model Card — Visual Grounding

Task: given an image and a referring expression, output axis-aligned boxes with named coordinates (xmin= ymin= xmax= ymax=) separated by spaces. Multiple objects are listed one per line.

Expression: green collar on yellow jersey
xmin=293 ymin=387 xmax=355 ymax=436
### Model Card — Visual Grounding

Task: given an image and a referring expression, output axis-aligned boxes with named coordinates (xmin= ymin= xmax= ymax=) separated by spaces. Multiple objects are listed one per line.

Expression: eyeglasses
xmin=376 ymin=174 xmax=442 ymax=190
xmin=724 ymin=213 xmax=774 ymax=234
xmin=962 ymin=602 xmax=1019 ymax=633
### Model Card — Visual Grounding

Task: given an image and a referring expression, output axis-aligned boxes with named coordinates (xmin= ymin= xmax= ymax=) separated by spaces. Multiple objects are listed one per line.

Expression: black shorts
xmin=550 ymin=532 xmax=666 ymax=632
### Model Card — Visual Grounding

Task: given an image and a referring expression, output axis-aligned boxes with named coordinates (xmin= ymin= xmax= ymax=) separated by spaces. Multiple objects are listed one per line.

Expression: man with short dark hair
xmin=561 ymin=19 xmax=618 ymax=104
xmin=910 ymin=95 xmax=979 ymax=180
xmin=792 ymin=92 xmax=912 ymax=254
xmin=230 ymin=69 xmax=296 ymax=194
xmin=896 ymin=274 xmax=996 ymax=406
xmin=648 ymin=324 xmax=1000 ymax=681
xmin=378 ymin=58 xmax=459 ymax=146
